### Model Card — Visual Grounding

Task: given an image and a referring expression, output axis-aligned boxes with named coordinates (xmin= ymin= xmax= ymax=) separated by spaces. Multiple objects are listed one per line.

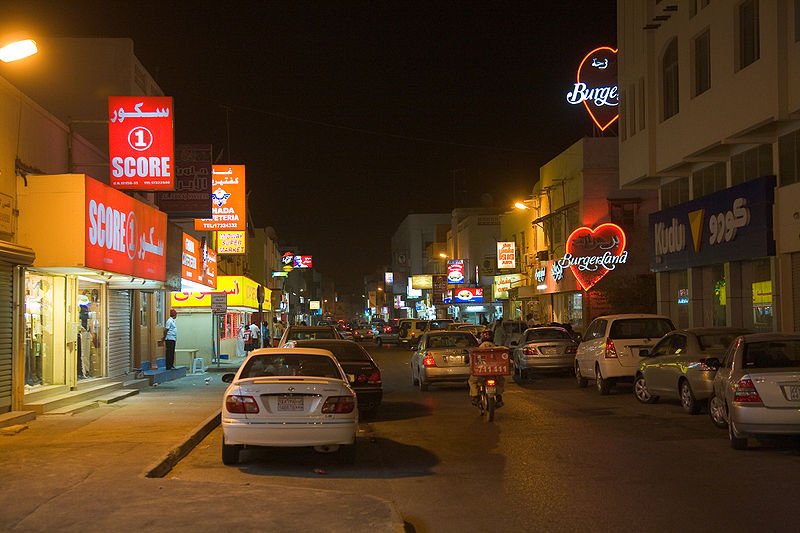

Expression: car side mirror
xmin=705 ymin=357 xmax=722 ymax=370
xmin=222 ymin=373 xmax=235 ymax=383
xmin=347 ymin=373 xmax=356 ymax=383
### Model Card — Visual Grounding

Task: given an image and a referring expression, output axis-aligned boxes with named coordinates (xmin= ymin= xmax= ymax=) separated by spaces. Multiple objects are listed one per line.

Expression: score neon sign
xmin=551 ymin=223 xmax=628 ymax=291
xmin=565 ymin=46 xmax=619 ymax=131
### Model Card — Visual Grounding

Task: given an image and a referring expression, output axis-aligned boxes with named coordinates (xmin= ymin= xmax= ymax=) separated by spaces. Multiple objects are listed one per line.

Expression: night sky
xmin=3 ymin=1 xmax=617 ymax=288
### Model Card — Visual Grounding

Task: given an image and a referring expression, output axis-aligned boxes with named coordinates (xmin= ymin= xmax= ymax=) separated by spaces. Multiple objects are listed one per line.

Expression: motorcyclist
xmin=469 ymin=330 xmax=505 ymax=407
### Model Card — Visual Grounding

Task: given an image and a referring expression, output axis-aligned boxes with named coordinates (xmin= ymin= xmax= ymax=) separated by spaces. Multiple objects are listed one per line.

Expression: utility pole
xmin=450 ymin=168 xmax=465 ymax=209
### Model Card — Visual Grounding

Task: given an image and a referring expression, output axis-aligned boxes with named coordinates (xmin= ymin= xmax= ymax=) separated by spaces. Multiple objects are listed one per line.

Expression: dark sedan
xmin=290 ymin=339 xmax=383 ymax=414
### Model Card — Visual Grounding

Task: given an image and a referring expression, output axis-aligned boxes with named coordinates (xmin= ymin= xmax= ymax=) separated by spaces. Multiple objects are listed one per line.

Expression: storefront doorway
xmin=24 ymin=272 xmax=67 ymax=391
xmin=77 ymin=279 xmax=104 ymax=380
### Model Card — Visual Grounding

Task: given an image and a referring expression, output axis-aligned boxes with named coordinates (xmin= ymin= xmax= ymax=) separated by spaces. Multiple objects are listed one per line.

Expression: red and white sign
xmin=295 ymin=255 xmax=312 ymax=268
xmin=447 ymin=259 xmax=465 ymax=284
xmin=553 ymin=223 xmax=628 ymax=291
xmin=85 ymin=176 xmax=167 ymax=280
xmin=181 ymin=232 xmax=201 ymax=283
xmin=203 ymin=247 xmax=218 ymax=288
xmin=497 ymin=242 xmax=516 ymax=269
xmin=565 ymin=46 xmax=619 ymax=131
xmin=108 ymin=96 xmax=175 ymax=190
xmin=194 ymin=165 xmax=247 ymax=231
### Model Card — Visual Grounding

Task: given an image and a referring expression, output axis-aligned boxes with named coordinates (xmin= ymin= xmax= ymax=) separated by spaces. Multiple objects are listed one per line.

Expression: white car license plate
xmin=277 ymin=397 xmax=304 ymax=411
xmin=540 ymin=347 xmax=559 ymax=355
xmin=786 ymin=385 xmax=800 ymax=401
xmin=445 ymin=355 xmax=464 ymax=364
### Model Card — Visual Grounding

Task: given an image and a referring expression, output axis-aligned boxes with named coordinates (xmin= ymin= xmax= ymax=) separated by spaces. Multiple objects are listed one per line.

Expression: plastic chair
xmin=192 ymin=357 xmax=205 ymax=374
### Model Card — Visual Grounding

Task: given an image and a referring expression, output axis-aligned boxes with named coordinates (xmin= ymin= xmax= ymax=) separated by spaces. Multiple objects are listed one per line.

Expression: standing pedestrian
xmin=236 ymin=322 xmax=246 ymax=358
xmin=164 ymin=309 xmax=177 ymax=370
xmin=493 ymin=318 xmax=506 ymax=347
xmin=249 ymin=320 xmax=260 ymax=349
xmin=272 ymin=317 xmax=284 ymax=347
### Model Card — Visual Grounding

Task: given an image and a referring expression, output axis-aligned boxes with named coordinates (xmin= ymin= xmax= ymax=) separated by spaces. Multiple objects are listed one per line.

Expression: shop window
xmin=692 ymin=162 xmax=727 ymax=199
xmin=731 ymin=144 xmax=772 ymax=186
xmin=693 ymin=29 xmax=711 ymax=97
xmin=711 ymin=264 xmax=727 ymax=327
xmin=24 ymin=273 xmax=66 ymax=389
xmin=737 ymin=0 xmax=760 ymax=70
xmin=661 ymin=38 xmax=679 ymax=121
xmin=779 ymin=129 xmax=800 ymax=187
xmin=751 ymin=258 xmax=773 ymax=331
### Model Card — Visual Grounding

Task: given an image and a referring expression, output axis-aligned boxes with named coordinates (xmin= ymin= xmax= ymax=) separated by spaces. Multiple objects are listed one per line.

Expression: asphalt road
xmin=171 ymin=343 xmax=800 ymax=533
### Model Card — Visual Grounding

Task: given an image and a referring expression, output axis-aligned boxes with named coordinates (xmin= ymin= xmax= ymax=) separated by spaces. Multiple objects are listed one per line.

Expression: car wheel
xmin=575 ymin=362 xmax=588 ymax=388
xmin=708 ymin=393 xmax=728 ymax=429
xmin=679 ymin=379 xmax=700 ymax=414
xmin=375 ymin=337 xmax=382 ymax=347
xmin=729 ymin=420 xmax=748 ymax=450
xmin=633 ymin=373 xmax=657 ymax=404
xmin=221 ymin=436 xmax=240 ymax=466
xmin=418 ymin=372 xmax=429 ymax=392
xmin=340 ymin=439 xmax=357 ymax=464
xmin=595 ymin=365 xmax=611 ymax=395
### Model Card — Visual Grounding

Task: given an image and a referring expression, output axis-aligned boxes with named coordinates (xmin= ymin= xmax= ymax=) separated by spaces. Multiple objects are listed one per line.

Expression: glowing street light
xmin=514 ymin=202 xmax=531 ymax=210
xmin=438 ymin=252 xmax=447 ymax=259
xmin=0 ymin=39 xmax=38 ymax=63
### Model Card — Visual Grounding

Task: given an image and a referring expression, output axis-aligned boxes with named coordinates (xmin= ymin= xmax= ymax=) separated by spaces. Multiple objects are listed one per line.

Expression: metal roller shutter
xmin=793 ymin=254 xmax=800 ymax=332
xmin=107 ymin=289 xmax=132 ymax=378
xmin=0 ymin=262 xmax=13 ymax=410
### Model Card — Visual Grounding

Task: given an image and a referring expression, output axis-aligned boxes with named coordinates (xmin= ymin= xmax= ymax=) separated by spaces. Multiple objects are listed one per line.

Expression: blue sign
xmin=649 ymin=175 xmax=775 ymax=271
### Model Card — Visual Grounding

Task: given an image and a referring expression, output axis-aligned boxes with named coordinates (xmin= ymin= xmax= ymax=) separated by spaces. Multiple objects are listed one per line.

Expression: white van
xmin=398 ymin=319 xmax=430 ymax=348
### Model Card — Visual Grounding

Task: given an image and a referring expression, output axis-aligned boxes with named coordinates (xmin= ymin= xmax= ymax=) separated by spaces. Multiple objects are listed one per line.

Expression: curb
xmin=143 ymin=410 xmax=221 ymax=478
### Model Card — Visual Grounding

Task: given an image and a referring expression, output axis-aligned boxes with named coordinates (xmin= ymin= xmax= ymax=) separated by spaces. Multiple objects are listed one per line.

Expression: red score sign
xmin=108 ymin=96 xmax=175 ymax=190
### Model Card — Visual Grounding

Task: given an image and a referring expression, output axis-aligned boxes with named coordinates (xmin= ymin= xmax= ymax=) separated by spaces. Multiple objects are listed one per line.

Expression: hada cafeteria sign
xmin=566 ymin=46 xmax=619 ymax=131
xmin=649 ymin=176 xmax=776 ymax=272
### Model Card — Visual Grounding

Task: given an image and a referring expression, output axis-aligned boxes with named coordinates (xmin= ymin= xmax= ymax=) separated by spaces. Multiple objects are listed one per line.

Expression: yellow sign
xmin=170 ymin=275 xmax=270 ymax=310
xmin=493 ymin=273 xmax=524 ymax=299
xmin=411 ymin=274 xmax=433 ymax=290
xmin=217 ymin=230 xmax=246 ymax=254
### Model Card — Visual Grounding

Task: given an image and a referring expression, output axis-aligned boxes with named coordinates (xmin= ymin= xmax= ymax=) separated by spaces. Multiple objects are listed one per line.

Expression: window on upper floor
xmin=690 ymin=0 xmax=711 ymax=17
xmin=638 ymin=78 xmax=646 ymax=131
xmin=629 ymin=83 xmax=637 ymax=137
xmin=779 ymin=129 xmax=800 ymax=187
xmin=609 ymin=200 xmax=639 ymax=228
xmin=660 ymin=179 xmax=689 ymax=210
xmin=693 ymin=29 xmax=711 ymax=96
xmin=737 ymin=0 xmax=760 ymax=70
xmin=661 ymin=38 xmax=679 ymax=121
xmin=692 ymin=162 xmax=727 ymax=199
xmin=731 ymin=144 xmax=773 ymax=186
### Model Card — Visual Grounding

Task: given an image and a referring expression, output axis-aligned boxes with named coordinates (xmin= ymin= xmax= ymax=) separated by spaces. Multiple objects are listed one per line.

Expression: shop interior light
xmin=0 ymin=39 xmax=38 ymax=62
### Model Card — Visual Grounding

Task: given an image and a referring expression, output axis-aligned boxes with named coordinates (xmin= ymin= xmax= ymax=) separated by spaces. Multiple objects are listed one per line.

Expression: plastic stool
xmin=192 ymin=357 xmax=205 ymax=374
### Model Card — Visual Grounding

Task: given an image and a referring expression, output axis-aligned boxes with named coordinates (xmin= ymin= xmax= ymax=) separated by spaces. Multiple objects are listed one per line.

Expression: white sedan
xmin=221 ymin=347 xmax=358 ymax=465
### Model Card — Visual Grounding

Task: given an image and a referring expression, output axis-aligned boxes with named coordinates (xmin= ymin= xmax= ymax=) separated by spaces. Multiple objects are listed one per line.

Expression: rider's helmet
xmin=479 ymin=329 xmax=493 ymax=343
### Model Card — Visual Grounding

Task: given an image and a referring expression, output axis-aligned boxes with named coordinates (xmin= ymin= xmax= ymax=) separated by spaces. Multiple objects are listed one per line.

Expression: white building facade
xmin=618 ymin=0 xmax=800 ymax=331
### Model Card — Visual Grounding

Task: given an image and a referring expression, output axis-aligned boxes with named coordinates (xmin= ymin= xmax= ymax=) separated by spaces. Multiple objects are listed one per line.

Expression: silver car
xmin=410 ymin=331 xmax=479 ymax=391
xmin=634 ymin=328 xmax=751 ymax=414
xmin=708 ymin=333 xmax=800 ymax=449
xmin=511 ymin=327 xmax=578 ymax=379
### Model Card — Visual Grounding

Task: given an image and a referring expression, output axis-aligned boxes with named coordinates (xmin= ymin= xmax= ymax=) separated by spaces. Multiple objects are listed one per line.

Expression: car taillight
xmin=322 ymin=395 xmax=355 ymax=413
xmin=411 ymin=332 xmax=417 ymax=338
xmin=565 ymin=345 xmax=577 ymax=355
xmin=733 ymin=376 xmax=763 ymax=404
xmin=367 ymin=370 xmax=382 ymax=384
xmin=523 ymin=345 xmax=539 ymax=356
xmin=486 ymin=378 xmax=496 ymax=386
xmin=604 ymin=338 xmax=618 ymax=358
xmin=226 ymin=395 xmax=259 ymax=414
xmin=423 ymin=354 xmax=437 ymax=367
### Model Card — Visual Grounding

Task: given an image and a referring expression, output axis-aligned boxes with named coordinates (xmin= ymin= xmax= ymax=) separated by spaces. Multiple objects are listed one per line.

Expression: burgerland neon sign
xmin=565 ymin=46 xmax=619 ymax=131
xmin=551 ymin=223 xmax=628 ymax=291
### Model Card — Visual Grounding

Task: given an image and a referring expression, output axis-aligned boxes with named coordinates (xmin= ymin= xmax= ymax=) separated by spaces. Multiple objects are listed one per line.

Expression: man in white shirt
xmin=164 ymin=309 xmax=177 ymax=370
xmin=249 ymin=321 xmax=260 ymax=350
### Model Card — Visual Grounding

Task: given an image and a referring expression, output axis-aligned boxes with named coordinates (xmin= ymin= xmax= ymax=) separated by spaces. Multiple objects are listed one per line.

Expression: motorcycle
xmin=469 ymin=345 xmax=510 ymax=422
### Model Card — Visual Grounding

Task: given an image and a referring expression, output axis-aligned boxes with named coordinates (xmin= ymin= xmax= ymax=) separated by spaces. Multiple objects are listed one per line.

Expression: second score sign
xmin=108 ymin=96 xmax=174 ymax=190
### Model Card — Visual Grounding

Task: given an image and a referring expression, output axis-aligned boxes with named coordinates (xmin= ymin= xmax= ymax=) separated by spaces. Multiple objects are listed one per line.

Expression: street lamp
xmin=514 ymin=198 xmax=537 ymax=210
xmin=438 ymin=252 xmax=447 ymax=259
xmin=0 ymin=39 xmax=38 ymax=63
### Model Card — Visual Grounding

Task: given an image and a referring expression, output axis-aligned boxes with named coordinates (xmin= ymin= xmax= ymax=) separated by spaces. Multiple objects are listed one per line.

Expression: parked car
xmin=410 ymin=330 xmax=480 ymax=391
xmin=633 ymin=327 xmax=751 ymax=413
xmin=352 ymin=324 xmax=374 ymax=342
xmin=337 ymin=324 xmax=353 ymax=340
xmin=455 ymin=324 xmax=487 ymax=338
xmin=374 ymin=322 xmax=401 ymax=347
xmin=511 ymin=327 xmax=578 ymax=378
xmin=575 ymin=314 xmax=675 ymax=395
xmin=289 ymin=339 xmax=382 ymax=414
xmin=493 ymin=320 xmax=528 ymax=348
xmin=279 ymin=325 xmax=340 ymax=346
xmin=425 ymin=319 xmax=455 ymax=332
xmin=707 ymin=333 xmax=800 ymax=449
xmin=220 ymin=347 xmax=358 ymax=465
xmin=398 ymin=319 xmax=430 ymax=348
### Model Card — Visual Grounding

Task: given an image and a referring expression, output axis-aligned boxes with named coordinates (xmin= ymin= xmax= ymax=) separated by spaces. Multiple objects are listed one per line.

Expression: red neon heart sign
xmin=564 ymin=223 xmax=627 ymax=291
xmin=567 ymin=46 xmax=619 ymax=131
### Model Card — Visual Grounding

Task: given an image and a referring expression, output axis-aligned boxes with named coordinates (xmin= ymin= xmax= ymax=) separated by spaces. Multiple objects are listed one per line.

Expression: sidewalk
xmin=0 ymin=371 xmax=403 ymax=532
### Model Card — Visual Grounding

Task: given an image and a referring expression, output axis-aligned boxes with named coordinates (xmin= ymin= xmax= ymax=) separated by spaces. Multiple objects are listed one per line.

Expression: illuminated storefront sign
xmin=494 ymin=273 xmax=524 ymax=299
xmin=411 ymin=274 xmax=433 ymax=290
xmin=217 ymin=230 xmax=246 ymax=254
xmin=551 ymin=223 xmax=628 ymax=291
xmin=384 ymin=272 xmax=394 ymax=285
xmin=85 ymin=176 xmax=167 ymax=280
xmin=447 ymin=259 xmax=465 ymax=284
xmin=565 ymin=46 xmax=618 ymax=131
xmin=171 ymin=275 xmax=267 ymax=309
xmin=280 ymin=252 xmax=313 ymax=270
xmin=649 ymin=176 xmax=776 ymax=272
xmin=108 ymin=96 xmax=174 ymax=190
xmin=194 ymin=165 xmax=246 ymax=231
xmin=454 ymin=287 xmax=483 ymax=303
xmin=309 ymin=300 xmax=321 ymax=310
xmin=294 ymin=255 xmax=312 ymax=268
xmin=497 ymin=242 xmax=516 ymax=269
